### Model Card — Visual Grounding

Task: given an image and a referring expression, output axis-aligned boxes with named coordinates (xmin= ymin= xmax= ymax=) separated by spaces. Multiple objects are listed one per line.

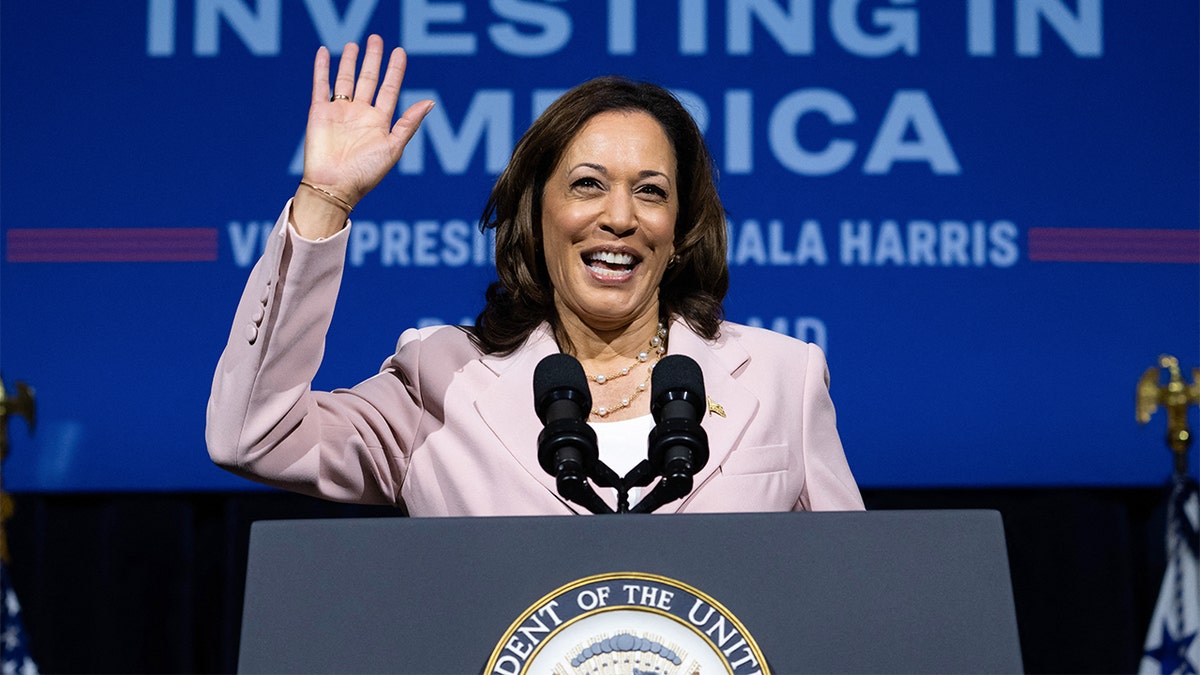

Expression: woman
xmin=206 ymin=35 xmax=863 ymax=515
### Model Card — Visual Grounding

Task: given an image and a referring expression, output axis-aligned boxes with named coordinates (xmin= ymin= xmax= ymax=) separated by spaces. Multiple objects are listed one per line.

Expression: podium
xmin=238 ymin=510 xmax=1022 ymax=673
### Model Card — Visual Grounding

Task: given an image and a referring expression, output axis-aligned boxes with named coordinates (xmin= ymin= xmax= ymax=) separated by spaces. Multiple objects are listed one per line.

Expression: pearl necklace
xmin=589 ymin=323 xmax=667 ymax=418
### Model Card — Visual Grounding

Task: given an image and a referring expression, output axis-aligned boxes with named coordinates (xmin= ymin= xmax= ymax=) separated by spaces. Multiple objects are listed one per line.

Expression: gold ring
xmin=331 ymin=93 xmax=351 ymax=102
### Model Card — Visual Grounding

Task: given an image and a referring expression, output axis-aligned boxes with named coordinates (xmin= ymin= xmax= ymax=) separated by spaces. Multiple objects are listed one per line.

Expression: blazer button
xmin=244 ymin=324 xmax=259 ymax=344
xmin=251 ymin=305 xmax=265 ymax=324
xmin=259 ymin=283 xmax=271 ymax=305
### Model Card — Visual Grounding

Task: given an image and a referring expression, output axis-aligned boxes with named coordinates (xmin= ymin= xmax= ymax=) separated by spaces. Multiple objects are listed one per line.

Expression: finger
xmin=311 ymin=46 xmax=331 ymax=104
xmin=354 ymin=34 xmax=384 ymax=105
xmin=333 ymin=42 xmax=359 ymax=100
xmin=375 ymin=47 xmax=408 ymax=120
xmin=390 ymin=99 xmax=435 ymax=149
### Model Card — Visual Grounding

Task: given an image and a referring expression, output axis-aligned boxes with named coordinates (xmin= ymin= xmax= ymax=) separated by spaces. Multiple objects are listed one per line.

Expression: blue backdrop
xmin=1 ymin=0 xmax=1197 ymax=491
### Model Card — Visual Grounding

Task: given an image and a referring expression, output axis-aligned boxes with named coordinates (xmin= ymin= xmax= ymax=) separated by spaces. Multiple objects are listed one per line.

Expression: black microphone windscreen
xmin=651 ymin=354 xmax=706 ymax=418
xmin=533 ymin=353 xmax=591 ymax=422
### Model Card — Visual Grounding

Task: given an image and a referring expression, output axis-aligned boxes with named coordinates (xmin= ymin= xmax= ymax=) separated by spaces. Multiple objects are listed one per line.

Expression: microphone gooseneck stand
xmin=630 ymin=354 xmax=709 ymax=514
xmin=534 ymin=354 xmax=613 ymax=514
xmin=534 ymin=353 xmax=710 ymax=514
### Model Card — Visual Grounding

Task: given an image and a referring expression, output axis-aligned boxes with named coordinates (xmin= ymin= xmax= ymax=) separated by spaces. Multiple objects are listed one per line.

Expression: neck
xmin=556 ymin=312 xmax=669 ymax=421
xmin=557 ymin=311 xmax=664 ymax=363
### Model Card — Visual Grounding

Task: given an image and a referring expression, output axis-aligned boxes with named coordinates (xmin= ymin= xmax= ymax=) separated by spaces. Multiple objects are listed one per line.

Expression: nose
xmin=600 ymin=190 xmax=637 ymax=237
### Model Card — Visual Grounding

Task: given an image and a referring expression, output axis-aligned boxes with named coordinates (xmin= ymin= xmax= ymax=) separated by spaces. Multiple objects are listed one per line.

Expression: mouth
xmin=583 ymin=249 xmax=640 ymax=278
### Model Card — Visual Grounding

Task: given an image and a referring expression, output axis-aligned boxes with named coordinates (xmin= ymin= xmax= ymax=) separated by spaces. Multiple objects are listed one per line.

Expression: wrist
xmin=291 ymin=184 xmax=351 ymax=240
xmin=298 ymin=181 xmax=355 ymax=214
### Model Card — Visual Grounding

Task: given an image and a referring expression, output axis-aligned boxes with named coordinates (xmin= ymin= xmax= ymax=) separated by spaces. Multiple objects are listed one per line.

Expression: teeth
xmin=589 ymin=251 xmax=635 ymax=265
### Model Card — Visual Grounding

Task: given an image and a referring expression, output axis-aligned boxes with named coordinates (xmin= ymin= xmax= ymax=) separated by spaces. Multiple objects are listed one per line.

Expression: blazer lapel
xmin=472 ymin=320 xmax=755 ymax=515
xmin=473 ymin=325 xmax=583 ymax=512
xmin=661 ymin=319 xmax=758 ymax=513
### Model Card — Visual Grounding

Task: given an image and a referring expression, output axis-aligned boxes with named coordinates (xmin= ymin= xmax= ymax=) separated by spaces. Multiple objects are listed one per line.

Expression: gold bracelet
xmin=299 ymin=181 xmax=354 ymax=214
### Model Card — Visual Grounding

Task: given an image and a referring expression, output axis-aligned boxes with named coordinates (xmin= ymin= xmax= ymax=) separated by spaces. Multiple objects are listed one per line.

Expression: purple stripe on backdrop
xmin=5 ymin=227 xmax=1197 ymax=264
xmin=1028 ymin=228 xmax=1200 ymax=263
xmin=5 ymin=228 xmax=219 ymax=262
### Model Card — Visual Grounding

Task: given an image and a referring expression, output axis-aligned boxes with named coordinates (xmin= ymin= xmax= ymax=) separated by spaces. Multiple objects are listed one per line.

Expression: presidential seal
xmin=486 ymin=572 xmax=769 ymax=675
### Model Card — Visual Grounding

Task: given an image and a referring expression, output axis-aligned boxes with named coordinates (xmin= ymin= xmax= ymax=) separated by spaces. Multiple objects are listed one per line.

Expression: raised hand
xmin=292 ymin=34 xmax=434 ymax=239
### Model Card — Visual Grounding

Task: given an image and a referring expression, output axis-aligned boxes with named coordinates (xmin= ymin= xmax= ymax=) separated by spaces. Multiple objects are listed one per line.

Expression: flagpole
xmin=0 ymin=373 xmax=40 ymax=674
xmin=1136 ymin=355 xmax=1200 ymax=674
xmin=1136 ymin=354 xmax=1199 ymax=477
xmin=0 ymin=373 xmax=37 ymax=565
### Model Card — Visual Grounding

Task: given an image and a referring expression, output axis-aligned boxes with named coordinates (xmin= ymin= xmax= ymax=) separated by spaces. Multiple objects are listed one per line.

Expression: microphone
xmin=533 ymin=354 xmax=612 ymax=514
xmin=631 ymin=355 xmax=710 ymax=513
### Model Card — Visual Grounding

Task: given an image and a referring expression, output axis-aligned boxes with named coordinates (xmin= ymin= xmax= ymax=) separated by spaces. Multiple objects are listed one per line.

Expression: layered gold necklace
xmin=587 ymin=322 xmax=668 ymax=418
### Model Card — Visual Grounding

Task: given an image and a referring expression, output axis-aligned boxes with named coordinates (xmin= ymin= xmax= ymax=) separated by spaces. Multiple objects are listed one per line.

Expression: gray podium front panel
xmin=239 ymin=510 xmax=1022 ymax=673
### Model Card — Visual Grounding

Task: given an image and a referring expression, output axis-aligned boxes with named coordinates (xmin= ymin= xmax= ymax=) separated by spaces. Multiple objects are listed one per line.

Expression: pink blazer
xmin=206 ymin=206 xmax=864 ymax=516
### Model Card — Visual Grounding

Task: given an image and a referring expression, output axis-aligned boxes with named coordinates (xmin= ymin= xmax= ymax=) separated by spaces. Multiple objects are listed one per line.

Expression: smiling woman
xmin=542 ymin=112 xmax=678 ymax=335
xmin=475 ymin=77 xmax=729 ymax=360
xmin=205 ymin=34 xmax=864 ymax=515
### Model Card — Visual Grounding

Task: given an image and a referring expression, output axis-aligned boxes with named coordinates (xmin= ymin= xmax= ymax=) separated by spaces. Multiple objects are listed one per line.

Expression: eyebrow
xmin=571 ymin=163 xmax=672 ymax=182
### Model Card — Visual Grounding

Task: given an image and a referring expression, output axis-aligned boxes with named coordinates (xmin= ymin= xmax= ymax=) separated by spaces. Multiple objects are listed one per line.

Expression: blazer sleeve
xmin=794 ymin=343 xmax=865 ymax=512
xmin=205 ymin=202 xmax=417 ymax=505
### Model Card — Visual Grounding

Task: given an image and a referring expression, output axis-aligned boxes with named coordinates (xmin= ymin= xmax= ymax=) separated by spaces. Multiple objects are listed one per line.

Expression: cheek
xmin=652 ymin=213 xmax=679 ymax=250
xmin=648 ymin=198 xmax=679 ymax=243
xmin=541 ymin=232 xmax=567 ymax=276
xmin=539 ymin=220 xmax=579 ymax=280
xmin=542 ymin=208 xmax=592 ymax=255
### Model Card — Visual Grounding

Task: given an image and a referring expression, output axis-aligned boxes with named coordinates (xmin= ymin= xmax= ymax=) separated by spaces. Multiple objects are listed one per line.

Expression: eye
xmin=637 ymin=184 xmax=668 ymax=199
xmin=571 ymin=177 xmax=603 ymax=190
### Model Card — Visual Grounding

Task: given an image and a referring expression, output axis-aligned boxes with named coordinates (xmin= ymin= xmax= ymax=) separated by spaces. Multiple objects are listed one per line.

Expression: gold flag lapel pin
xmin=707 ymin=397 xmax=726 ymax=417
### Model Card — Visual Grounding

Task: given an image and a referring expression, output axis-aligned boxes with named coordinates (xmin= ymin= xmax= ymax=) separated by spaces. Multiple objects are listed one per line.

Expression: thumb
xmin=391 ymin=99 xmax=435 ymax=149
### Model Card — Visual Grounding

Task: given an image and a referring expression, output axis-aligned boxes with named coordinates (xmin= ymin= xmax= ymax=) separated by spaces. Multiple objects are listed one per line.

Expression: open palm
xmin=301 ymin=34 xmax=433 ymax=209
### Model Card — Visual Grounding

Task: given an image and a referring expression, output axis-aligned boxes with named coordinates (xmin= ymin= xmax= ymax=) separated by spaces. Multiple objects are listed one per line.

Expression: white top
xmin=591 ymin=414 xmax=655 ymax=507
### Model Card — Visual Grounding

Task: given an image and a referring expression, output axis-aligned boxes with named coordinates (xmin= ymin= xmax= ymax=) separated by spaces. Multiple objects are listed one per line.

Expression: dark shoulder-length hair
xmin=470 ymin=76 xmax=728 ymax=355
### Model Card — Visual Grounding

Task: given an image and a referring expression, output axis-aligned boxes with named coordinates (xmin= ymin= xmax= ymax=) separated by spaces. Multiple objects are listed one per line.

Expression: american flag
xmin=1140 ymin=476 xmax=1200 ymax=674
xmin=1 ymin=566 xmax=38 ymax=675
